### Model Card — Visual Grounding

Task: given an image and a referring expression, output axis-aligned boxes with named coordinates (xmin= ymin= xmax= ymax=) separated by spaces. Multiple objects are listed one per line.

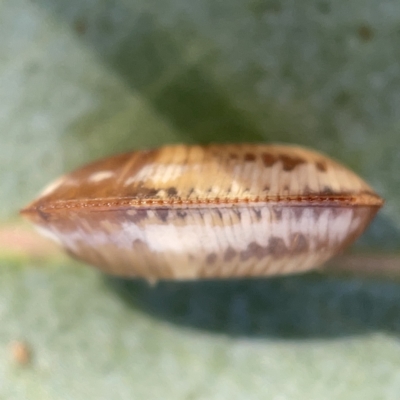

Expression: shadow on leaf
xmin=107 ymin=273 xmax=400 ymax=339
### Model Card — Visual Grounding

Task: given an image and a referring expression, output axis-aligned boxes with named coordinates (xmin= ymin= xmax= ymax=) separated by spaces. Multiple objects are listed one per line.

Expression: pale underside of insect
xmin=21 ymin=144 xmax=383 ymax=280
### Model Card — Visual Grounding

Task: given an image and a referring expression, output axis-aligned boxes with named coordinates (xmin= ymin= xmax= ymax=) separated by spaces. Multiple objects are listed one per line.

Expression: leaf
xmin=1 ymin=260 xmax=400 ymax=399
xmin=1 ymin=0 xmax=400 ymax=398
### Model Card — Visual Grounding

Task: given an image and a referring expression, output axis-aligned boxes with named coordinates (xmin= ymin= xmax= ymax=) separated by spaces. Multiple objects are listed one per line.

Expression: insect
xmin=21 ymin=144 xmax=383 ymax=280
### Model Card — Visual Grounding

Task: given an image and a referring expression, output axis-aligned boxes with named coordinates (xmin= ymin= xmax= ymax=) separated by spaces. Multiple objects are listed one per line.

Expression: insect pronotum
xmin=21 ymin=144 xmax=383 ymax=280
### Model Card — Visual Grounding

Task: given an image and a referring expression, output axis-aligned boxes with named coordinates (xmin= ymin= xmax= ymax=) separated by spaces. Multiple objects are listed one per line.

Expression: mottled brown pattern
xmin=261 ymin=152 xmax=277 ymax=167
xmin=21 ymin=143 xmax=384 ymax=280
xmin=253 ymin=209 xmax=262 ymax=221
xmin=279 ymin=154 xmax=306 ymax=171
xmin=292 ymin=207 xmax=305 ymax=220
xmin=267 ymin=237 xmax=288 ymax=257
xmin=244 ymin=152 xmax=256 ymax=162
xmin=240 ymin=242 xmax=270 ymax=261
xmin=308 ymin=207 xmax=327 ymax=220
xmin=321 ymin=186 xmax=334 ymax=195
xmin=303 ymin=185 xmax=316 ymax=195
xmin=206 ymin=253 xmax=217 ymax=265
xmin=272 ymin=208 xmax=283 ymax=220
xmin=133 ymin=186 xmax=160 ymax=199
xmin=23 ymin=144 xmax=384 ymax=211
xmin=176 ymin=210 xmax=188 ymax=219
xmin=127 ymin=209 xmax=148 ymax=224
xmin=316 ymin=161 xmax=327 ymax=172
xmin=290 ymin=233 xmax=309 ymax=254
xmin=167 ymin=187 xmax=178 ymax=196
xmin=229 ymin=153 xmax=239 ymax=160
xmin=215 ymin=209 xmax=224 ymax=220
xmin=155 ymin=209 xmax=169 ymax=222
xmin=233 ymin=209 xmax=242 ymax=221
xmin=224 ymin=247 xmax=237 ymax=263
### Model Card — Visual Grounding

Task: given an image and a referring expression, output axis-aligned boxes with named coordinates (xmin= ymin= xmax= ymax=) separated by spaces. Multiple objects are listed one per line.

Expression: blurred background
xmin=1 ymin=0 xmax=400 ymax=398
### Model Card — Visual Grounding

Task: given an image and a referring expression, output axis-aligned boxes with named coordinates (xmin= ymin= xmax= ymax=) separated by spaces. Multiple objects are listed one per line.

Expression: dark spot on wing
xmin=240 ymin=241 xmax=270 ymax=261
xmin=224 ymin=247 xmax=236 ymax=262
xmin=279 ymin=154 xmax=306 ymax=171
xmin=155 ymin=209 xmax=169 ymax=222
xmin=303 ymin=186 xmax=315 ymax=195
xmin=267 ymin=237 xmax=288 ymax=257
xmin=244 ymin=152 xmax=256 ymax=162
xmin=206 ymin=253 xmax=217 ymax=264
xmin=133 ymin=186 xmax=159 ymax=199
xmin=290 ymin=233 xmax=309 ymax=254
xmin=315 ymin=161 xmax=327 ymax=172
xmin=292 ymin=207 xmax=304 ymax=220
xmin=215 ymin=209 xmax=223 ymax=220
xmin=177 ymin=210 xmax=187 ymax=219
xmin=312 ymin=207 xmax=326 ymax=219
xmin=253 ymin=209 xmax=262 ymax=221
xmin=167 ymin=187 xmax=178 ymax=196
xmin=261 ymin=152 xmax=277 ymax=167
xmin=132 ymin=238 xmax=146 ymax=247
xmin=321 ymin=186 xmax=334 ymax=195
xmin=129 ymin=209 xmax=148 ymax=224
xmin=272 ymin=208 xmax=283 ymax=220
xmin=233 ymin=209 xmax=242 ymax=221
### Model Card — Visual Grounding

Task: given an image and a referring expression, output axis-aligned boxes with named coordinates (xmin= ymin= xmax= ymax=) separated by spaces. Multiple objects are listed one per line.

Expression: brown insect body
xmin=21 ymin=144 xmax=383 ymax=279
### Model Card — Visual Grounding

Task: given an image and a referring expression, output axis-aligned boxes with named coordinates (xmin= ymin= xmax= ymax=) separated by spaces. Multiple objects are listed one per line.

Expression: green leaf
xmin=1 ymin=0 xmax=400 ymax=398
xmin=1 ymin=260 xmax=400 ymax=399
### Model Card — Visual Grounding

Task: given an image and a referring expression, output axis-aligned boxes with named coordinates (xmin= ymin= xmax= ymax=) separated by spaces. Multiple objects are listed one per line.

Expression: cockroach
xmin=21 ymin=144 xmax=383 ymax=280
